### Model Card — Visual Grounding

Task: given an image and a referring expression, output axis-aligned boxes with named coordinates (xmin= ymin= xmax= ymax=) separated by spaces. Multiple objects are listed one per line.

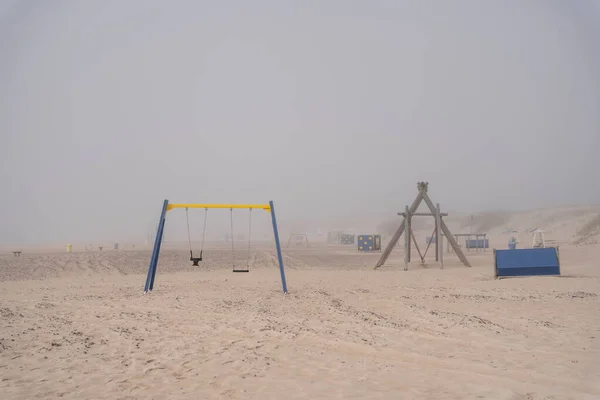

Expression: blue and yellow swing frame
xmin=143 ymin=201 xmax=288 ymax=294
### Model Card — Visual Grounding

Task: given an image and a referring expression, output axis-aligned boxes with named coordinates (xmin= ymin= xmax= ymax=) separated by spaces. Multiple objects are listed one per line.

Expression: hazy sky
xmin=1 ymin=0 xmax=599 ymax=245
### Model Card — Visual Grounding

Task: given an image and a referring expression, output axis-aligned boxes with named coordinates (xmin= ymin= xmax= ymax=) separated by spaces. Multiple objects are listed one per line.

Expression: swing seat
xmin=232 ymin=266 xmax=249 ymax=273
xmin=190 ymin=250 xmax=202 ymax=266
xmin=191 ymin=257 xmax=202 ymax=266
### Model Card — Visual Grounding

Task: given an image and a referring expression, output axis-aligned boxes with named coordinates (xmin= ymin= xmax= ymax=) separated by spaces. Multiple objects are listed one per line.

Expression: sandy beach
xmin=1 ymin=240 xmax=599 ymax=399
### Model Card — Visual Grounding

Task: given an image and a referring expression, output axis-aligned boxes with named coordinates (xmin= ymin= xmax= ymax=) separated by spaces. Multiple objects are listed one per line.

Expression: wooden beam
xmin=374 ymin=192 xmax=423 ymax=269
xmin=436 ymin=202 xmax=444 ymax=269
xmin=421 ymin=191 xmax=471 ymax=267
xmin=404 ymin=205 xmax=410 ymax=271
xmin=398 ymin=212 xmax=448 ymax=217
xmin=410 ymin=225 xmax=426 ymax=263
xmin=434 ymin=205 xmax=439 ymax=263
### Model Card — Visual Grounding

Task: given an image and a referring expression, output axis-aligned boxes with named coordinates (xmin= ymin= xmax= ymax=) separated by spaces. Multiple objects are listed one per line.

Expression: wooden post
xmin=420 ymin=191 xmax=471 ymax=267
xmin=404 ymin=205 xmax=410 ymax=271
xmin=374 ymin=193 xmax=423 ymax=269
xmin=435 ymin=206 xmax=439 ymax=262
xmin=436 ymin=203 xmax=444 ymax=269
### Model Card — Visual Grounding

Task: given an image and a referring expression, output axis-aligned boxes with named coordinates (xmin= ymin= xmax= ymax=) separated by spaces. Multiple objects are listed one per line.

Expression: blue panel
xmin=495 ymin=248 xmax=560 ymax=278
xmin=358 ymin=234 xmax=378 ymax=251
xmin=496 ymin=266 xmax=560 ymax=277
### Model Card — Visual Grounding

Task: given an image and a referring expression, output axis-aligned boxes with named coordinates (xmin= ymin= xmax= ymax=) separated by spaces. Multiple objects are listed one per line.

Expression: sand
xmin=1 ymin=242 xmax=599 ymax=399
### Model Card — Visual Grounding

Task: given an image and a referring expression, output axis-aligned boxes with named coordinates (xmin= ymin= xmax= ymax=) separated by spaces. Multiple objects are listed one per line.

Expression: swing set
xmin=184 ymin=206 xmax=253 ymax=272
xmin=144 ymin=200 xmax=288 ymax=294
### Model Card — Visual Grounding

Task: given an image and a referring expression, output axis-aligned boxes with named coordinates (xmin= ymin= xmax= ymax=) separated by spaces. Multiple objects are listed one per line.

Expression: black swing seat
xmin=190 ymin=250 xmax=203 ymax=266
xmin=232 ymin=266 xmax=249 ymax=273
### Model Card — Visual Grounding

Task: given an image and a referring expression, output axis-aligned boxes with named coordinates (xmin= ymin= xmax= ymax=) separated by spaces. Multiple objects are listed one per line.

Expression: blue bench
xmin=494 ymin=247 xmax=560 ymax=279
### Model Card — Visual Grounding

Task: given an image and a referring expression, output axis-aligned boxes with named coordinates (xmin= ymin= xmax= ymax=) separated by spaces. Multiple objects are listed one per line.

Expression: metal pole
xmin=145 ymin=199 xmax=169 ymax=293
xmin=269 ymin=201 xmax=288 ymax=294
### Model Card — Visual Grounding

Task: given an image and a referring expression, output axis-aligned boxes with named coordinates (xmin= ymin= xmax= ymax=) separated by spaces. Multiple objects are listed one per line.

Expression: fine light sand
xmin=1 ymin=242 xmax=599 ymax=399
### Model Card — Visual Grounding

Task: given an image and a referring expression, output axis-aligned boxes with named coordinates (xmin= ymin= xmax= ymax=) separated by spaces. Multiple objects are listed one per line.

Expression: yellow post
xmin=66 ymin=244 xmax=72 ymax=253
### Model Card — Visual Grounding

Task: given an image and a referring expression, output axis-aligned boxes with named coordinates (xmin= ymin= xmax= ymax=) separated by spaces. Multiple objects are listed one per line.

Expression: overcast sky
xmin=1 ymin=0 xmax=599 ymax=245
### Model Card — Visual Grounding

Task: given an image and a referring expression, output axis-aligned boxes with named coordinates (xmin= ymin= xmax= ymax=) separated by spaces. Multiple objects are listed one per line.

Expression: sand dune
xmin=1 ymin=241 xmax=599 ymax=399
xmin=461 ymin=206 xmax=600 ymax=244
xmin=375 ymin=205 xmax=600 ymax=250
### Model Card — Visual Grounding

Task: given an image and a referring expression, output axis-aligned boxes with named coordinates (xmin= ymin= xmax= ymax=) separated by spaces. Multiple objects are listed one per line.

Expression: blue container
xmin=358 ymin=234 xmax=381 ymax=252
xmin=495 ymin=247 xmax=560 ymax=278
xmin=114 ymin=242 xmax=119 ymax=250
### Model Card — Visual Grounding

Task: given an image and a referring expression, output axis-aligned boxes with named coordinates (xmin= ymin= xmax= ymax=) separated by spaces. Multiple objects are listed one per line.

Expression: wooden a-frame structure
xmin=287 ymin=232 xmax=309 ymax=247
xmin=374 ymin=182 xmax=471 ymax=270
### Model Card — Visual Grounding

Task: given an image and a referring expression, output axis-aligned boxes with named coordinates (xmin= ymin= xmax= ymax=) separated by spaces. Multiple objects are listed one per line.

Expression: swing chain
xmin=247 ymin=208 xmax=252 ymax=267
xmin=185 ymin=208 xmax=192 ymax=254
xmin=200 ymin=208 xmax=208 ymax=252
xmin=186 ymin=207 xmax=207 ymax=265
xmin=230 ymin=208 xmax=235 ymax=267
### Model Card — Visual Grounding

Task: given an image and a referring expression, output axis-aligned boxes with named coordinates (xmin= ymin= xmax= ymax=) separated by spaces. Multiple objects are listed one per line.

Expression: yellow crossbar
xmin=166 ymin=203 xmax=271 ymax=211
